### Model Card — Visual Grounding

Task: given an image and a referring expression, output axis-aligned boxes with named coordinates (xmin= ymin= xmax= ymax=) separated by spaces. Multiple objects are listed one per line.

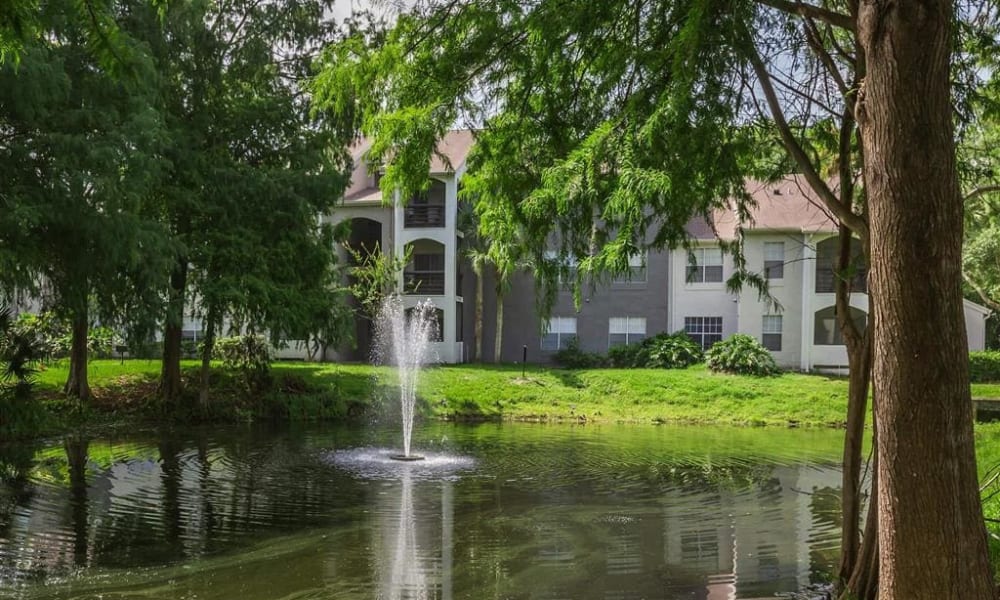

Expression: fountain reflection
xmin=375 ymin=468 xmax=453 ymax=600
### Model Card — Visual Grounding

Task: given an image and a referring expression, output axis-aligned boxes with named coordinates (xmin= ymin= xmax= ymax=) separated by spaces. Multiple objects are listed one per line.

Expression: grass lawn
xmin=26 ymin=358 xmax=1000 ymax=429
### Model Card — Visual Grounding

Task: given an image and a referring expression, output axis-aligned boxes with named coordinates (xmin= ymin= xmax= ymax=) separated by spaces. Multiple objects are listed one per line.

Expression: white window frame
xmin=684 ymin=316 xmax=723 ymax=350
xmin=541 ymin=317 xmax=578 ymax=351
xmin=613 ymin=252 xmax=648 ymax=284
xmin=545 ymin=250 xmax=579 ymax=289
xmin=762 ymin=315 xmax=782 ymax=351
xmin=608 ymin=317 xmax=647 ymax=347
xmin=686 ymin=247 xmax=724 ymax=284
xmin=763 ymin=242 xmax=784 ymax=280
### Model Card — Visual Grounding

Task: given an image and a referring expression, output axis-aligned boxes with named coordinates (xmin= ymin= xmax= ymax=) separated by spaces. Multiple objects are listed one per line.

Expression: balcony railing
xmin=815 ymin=267 xmax=867 ymax=294
xmin=404 ymin=204 xmax=446 ymax=228
xmin=404 ymin=270 xmax=445 ymax=295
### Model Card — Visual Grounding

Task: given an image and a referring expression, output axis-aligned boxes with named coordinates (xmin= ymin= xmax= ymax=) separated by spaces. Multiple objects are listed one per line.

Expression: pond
xmin=0 ymin=423 xmax=846 ymax=599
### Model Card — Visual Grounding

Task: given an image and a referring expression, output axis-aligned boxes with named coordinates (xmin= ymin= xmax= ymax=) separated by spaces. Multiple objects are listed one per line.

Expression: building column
xmin=799 ymin=234 xmax=815 ymax=371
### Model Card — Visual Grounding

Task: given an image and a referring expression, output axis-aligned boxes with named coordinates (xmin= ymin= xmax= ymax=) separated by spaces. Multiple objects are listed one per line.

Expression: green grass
xmin=25 ymin=359 xmax=1000 ymax=433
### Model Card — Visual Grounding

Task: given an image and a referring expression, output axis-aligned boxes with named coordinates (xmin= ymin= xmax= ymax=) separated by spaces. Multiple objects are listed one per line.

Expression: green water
xmin=0 ymin=423 xmax=846 ymax=599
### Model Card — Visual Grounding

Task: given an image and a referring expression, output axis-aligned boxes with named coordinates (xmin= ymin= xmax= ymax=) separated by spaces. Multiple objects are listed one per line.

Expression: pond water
xmin=0 ymin=423 xmax=845 ymax=599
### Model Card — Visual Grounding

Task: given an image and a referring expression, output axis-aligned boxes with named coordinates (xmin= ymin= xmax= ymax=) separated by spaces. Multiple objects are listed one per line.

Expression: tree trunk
xmin=836 ymin=226 xmax=873 ymax=590
xmin=198 ymin=307 xmax=217 ymax=408
xmin=494 ymin=288 xmax=504 ymax=364
xmin=475 ymin=267 xmax=483 ymax=362
xmin=160 ymin=260 xmax=187 ymax=403
xmin=857 ymin=4 xmax=995 ymax=597
xmin=63 ymin=309 xmax=91 ymax=402
xmin=843 ymin=432 xmax=879 ymax=599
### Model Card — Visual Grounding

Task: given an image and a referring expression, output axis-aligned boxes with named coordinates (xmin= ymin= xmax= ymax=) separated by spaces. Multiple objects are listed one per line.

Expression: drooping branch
xmin=755 ymin=0 xmax=856 ymax=32
xmin=746 ymin=39 xmax=869 ymax=237
xmin=963 ymin=271 xmax=1000 ymax=313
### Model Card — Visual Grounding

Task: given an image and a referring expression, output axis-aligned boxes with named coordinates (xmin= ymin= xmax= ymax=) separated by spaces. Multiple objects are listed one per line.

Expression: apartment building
xmin=335 ymin=134 xmax=990 ymax=369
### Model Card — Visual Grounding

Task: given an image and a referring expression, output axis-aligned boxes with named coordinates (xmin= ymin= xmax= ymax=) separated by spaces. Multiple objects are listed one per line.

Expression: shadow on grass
xmin=554 ymin=369 xmax=586 ymax=389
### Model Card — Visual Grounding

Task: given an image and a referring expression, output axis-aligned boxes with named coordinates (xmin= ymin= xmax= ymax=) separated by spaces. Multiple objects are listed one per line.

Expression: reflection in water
xmin=379 ymin=471 xmax=454 ymax=600
xmin=0 ymin=423 xmax=847 ymax=599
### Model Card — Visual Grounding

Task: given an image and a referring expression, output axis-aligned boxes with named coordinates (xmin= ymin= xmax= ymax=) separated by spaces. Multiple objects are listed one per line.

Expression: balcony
xmin=404 ymin=270 xmax=445 ymax=295
xmin=404 ymin=204 xmax=446 ymax=228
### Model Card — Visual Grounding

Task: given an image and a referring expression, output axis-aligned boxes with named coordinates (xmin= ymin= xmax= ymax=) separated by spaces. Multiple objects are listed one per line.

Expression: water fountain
xmin=373 ymin=295 xmax=439 ymax=461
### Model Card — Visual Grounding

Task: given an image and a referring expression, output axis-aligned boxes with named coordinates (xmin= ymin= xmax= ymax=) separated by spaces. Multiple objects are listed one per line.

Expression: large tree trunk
xmin=160 ymin=260 xmax=187 ymax=402
xmin=63 ymin=309 xmax=91 ymax=402
xmin=857 ymin=4 xmax=995 ymax=597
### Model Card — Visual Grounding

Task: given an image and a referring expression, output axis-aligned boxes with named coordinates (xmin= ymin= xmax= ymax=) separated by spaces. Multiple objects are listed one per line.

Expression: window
xmin=684 ymin=316 xmax=723 ymax=350
xmin=686 ymin=247 xmax=723 ymax=283
xmin=814 ymin=306 xmax=867 ymax=345
xmin=609 ymin=317 xmax=647 ymax=347
xmin=764 ymin=242 xmax=784 ymax=280
xmin=815 ymin=237 xmax=867 ymax=293
xmin=545 ymin=250 xmax=578 ymax=288
xmin=613 ymin=252 xmax=648 ymax=284
xmin=762 ymin=315 xmax=782 ymax=351
xmin=542 ymin=317 xmax=577 ymax=351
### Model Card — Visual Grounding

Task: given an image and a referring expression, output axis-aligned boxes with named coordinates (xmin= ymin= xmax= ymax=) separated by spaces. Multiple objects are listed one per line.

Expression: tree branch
xmin=964 ymin=184 xmax=1000 ymax=204
xmin=755 ymin=0 xmax=855 ymax=32
xmin=964 ymin=271 xmax=1000 ymax=313
xmin=746 ymin=39 xmax=869 ymax=237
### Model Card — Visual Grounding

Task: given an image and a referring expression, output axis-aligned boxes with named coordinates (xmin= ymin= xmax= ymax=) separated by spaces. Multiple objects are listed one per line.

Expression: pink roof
xmin=687 ymin=175 xmax=842 ymax=240
xmin=429 ymin=129 xmax=474 ymax=173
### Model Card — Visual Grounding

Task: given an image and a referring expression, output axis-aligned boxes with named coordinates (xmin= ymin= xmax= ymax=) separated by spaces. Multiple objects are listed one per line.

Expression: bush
xmin=607 ymin=343 xmax=644 ymax=367
xmin=643 ymin=332 xmax=703 ymax=369
xmin=705 ymin=334 xmax=780 ymax=377
xmin=552 ymin=338 xmax=606 ymax=369
xmin=14 ymin=312 xmax=118 ymax=360
xmin=971 ymin=351 xmax=1000 ymax=382
xmin=213 ymin=335 xmax=273 ymax=390
xmin=606 ymin=332 xmax=703 ymax=369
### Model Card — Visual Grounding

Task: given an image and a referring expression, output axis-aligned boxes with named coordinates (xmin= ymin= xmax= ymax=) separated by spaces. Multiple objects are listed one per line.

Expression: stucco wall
xmin=668 ymin=243 xmax=739 ymax=338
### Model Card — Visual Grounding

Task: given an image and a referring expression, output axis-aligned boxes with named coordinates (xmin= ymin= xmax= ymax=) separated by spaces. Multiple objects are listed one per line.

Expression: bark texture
xmin=857 ymin=3 xmax=995 ymax=597
xmin=836 ymin=225 xmax=873 ymax=591
xmin=63 ymin=310 xmax=91 ymax=402
xmin=475 ymin=269 xmax=483 ymax=362
xmin=160 ymin=261 xmax=187 ymax=402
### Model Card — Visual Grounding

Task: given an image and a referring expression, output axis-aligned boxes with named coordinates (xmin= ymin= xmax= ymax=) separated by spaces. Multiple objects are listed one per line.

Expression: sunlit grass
xmin=30 ymin=359 xmax=1000 ymax=428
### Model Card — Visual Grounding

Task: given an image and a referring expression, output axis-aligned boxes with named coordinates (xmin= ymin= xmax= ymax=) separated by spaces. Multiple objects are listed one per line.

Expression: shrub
xmin=643 ymin=332 xmax=703 ymax=369
xmin=14 ymin=312 xmax=117 ymax=360
xmin=705 ymin=334 xmax=780 ymax=377
xmin=971 ymin=351 xmax=1000 ymax=382
xmin=607 ymin=343 xmax=644 ymax=368
xmin=606 ymin=332 xmax=703 ymax=369
xmin=213 ymin=335 xmax=273 ymax=390
xmin=552 ymin=338 xmax=606 ymax=369
xmin=1 ymin=306 xmax=47 ymax=437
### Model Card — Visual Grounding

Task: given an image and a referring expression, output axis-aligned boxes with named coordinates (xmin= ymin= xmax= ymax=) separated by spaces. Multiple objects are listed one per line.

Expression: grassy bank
xmin=25 ymin=359 xmax=856 ymax=428
xmin=19 ymin=358 xmax=1000 ymax=435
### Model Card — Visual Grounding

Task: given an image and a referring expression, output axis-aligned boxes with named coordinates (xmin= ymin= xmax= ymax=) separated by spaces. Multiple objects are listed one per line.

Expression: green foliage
xmin=0 ymin=306 xmax=47 ymax=436
xmin=552 ymin=338 xmax=607 ymax=369
xmin=970 ymin=351 xmax=1000 ymax=382
xmin=313 ymin=0 xmax=764 ymax=319
xmin=643 ymin=332 xmax=705 ymax=369
xmin=346 ymin=242 xmax=410 ymax=321
xmin=606 ymin=343 xmax=644 ymax=368
xmin=14 ymin=312 xmax=117 ymax=360
xmin=705 ymin=334 xmax=780 ymax=377
xmin=606 ymin=332 xmax=704 ymax=369
xmin=213 ymin=335 xmax=273 ymax=391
